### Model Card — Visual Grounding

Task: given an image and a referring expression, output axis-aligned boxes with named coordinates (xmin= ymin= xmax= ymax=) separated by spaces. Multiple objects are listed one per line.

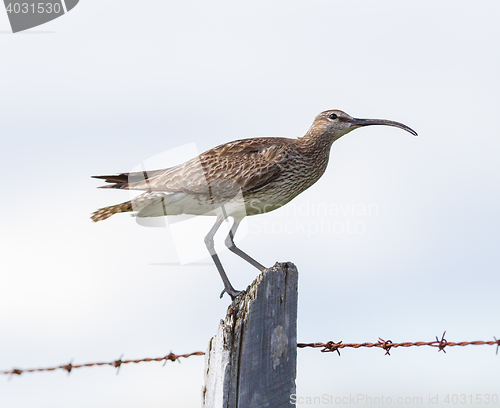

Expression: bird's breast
xmin=243 ymin=152 xmax=330 ymax=215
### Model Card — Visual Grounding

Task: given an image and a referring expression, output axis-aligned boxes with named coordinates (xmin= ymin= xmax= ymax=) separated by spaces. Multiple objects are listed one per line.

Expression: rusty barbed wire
xmin=3 ymin=333 xmax=498 ymax=377
xmin=1 ymin=351 xmax=205 ymax=377
xmin=298 ymin=332 xmax=500 ymax=356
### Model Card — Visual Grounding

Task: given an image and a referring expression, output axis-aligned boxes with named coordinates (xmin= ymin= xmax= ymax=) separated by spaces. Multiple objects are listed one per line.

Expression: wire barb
xmin=436 ymin=331 xmax=448 ymax=353
xmin=8 ymin=369 xmax=22 ymax=380
xmin=321 ymin=341 xmax=342 ymax=355
xmin=378 ymin=338 xmax=393 ymax=355
xmin=61 ymin=360 xmax=73 ymax=375
xmin=112 ymin=354 xmax=124 ymax=375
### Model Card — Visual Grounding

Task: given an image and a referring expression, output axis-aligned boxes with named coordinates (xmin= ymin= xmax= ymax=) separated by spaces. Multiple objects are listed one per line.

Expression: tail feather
xmin=92 ymin=170 xmax=166 ymax=190
xmin=97 ymin=183 xmax=129 ymax=189
xmin=91 ymin=173 xmax=131 ymax=190
xmin=91 ymin=200 xmax=134 ymax=222
xmin=91 ymin=173 xmax=130 ymax=183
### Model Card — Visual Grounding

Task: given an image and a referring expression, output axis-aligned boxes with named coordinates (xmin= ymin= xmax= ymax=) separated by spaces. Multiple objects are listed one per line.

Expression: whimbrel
xmin=91 ymin=110 xmax=417 ymax=299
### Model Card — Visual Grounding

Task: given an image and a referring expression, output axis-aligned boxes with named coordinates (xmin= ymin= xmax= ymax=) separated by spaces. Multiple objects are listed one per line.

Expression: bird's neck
xmin=298 ymin=131 xmax=334 ymax=156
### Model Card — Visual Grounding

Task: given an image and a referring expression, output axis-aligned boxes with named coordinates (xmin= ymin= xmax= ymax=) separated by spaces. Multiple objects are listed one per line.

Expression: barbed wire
xmin=298 ymin=332 xmax=500 ymax=356
xmin=3 ymin=333 xmax=498 ymax=377
xmin=1 ymin=351 xmax=205 ymax=377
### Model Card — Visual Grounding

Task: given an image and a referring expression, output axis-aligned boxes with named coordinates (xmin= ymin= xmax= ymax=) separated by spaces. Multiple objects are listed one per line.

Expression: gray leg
xmin=204 ymin=214 xmax=242 ymax=300
xmin=224 ymin=217 xmax=266 ymax=271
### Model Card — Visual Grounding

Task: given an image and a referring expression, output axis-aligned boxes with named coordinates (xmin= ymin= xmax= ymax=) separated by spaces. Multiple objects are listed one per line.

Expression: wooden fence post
xmin=202 ymin=262 xmax=298 ymax=408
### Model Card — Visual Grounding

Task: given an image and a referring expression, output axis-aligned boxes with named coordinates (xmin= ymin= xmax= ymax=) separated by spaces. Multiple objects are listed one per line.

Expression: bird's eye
xmin=329 ymin=113 xmax=338 ymax=120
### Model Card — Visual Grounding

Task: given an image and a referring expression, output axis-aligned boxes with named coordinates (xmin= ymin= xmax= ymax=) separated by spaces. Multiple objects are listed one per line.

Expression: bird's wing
xmin=200 ymin=138 xmax=288 ymax=196
xmin=93 ymin=138 xmax=290 ymax=197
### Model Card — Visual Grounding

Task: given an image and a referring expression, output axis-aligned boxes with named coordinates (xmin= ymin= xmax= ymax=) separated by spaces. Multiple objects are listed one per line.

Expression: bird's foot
xmin=220 ymin=287 xmax=244 ymax=300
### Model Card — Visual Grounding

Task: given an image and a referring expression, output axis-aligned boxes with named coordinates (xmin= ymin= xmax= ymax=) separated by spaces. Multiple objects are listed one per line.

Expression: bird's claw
xmin=220 ymin=287 xmax=243 ymax=300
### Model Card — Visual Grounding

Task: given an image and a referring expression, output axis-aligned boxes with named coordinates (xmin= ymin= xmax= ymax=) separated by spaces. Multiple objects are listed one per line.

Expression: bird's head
xmin=308 ymin=109 xmax=417 ymax=141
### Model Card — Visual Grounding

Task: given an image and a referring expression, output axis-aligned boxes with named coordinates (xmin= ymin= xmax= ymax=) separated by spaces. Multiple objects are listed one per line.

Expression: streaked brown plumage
xmin=92 ymin=109 xmax=417 ymax=299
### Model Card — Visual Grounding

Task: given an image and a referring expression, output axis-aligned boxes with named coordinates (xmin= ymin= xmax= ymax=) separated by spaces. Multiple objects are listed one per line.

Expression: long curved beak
xmin=349 ymin=118 xmax=418 ymax=136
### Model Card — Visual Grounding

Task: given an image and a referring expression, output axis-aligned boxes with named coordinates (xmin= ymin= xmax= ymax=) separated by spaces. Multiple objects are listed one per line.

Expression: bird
xmin=91 ymin=109 xmax=417 ymax=299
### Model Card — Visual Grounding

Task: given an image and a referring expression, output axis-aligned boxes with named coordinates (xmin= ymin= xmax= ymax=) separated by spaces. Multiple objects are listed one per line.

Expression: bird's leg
xmin=204 ymin=214 xmax=242 ymax=300
xmin=224 ymin=217 xmax=266 ymax=271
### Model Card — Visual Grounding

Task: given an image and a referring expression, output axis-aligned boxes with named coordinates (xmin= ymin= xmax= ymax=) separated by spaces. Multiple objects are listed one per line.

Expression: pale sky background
xmin=1 ymin=1 xmax=499 ymax=407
